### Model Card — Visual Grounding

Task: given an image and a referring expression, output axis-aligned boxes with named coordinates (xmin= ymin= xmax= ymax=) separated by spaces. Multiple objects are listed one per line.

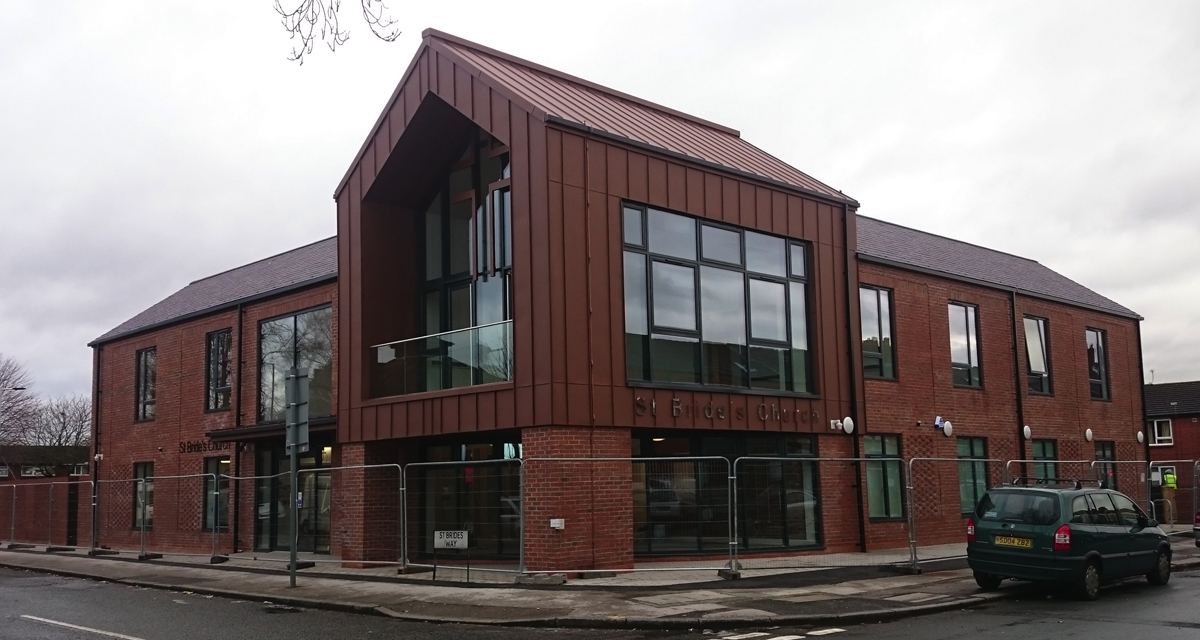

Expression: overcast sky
xmin=2 ymin=1 xmax=1198 ymax=398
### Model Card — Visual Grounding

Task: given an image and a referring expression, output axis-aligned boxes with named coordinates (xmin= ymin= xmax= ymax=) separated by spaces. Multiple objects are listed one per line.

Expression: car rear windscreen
xmin=975 ymin=491 xmax=1060 ymax=525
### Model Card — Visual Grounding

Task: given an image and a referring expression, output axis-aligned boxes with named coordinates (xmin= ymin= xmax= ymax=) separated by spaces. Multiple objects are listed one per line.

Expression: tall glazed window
xmin=206 ymin=329 xmax=233 ymax=410
xmin=135 ymin=348 xmax=156 ymax=421
xmin=948 ymin=302 xmax=982 ymax=387
xmin=1023 ymin=317 xmax=1051 ymax=394
xmin=1085 ymin=328 xmax=1109 ymax=400
xmin=259 ymin=306 xmax=333 ymax=422
xmin=621 ymin=203 xmax=812 ymax=394
xmin=860 ymin=286 xmax=895 ymax=379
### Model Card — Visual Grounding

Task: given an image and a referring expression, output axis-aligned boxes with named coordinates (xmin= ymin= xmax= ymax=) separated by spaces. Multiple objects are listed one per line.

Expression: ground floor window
xmin=133 ymin=462 xmax=153 ymax=530
xmin=631 ymin=433 xmax=820 ymax=555
xmin=1032 ymin=439 xmax=1057 ymax=482
xmin=1094 ymin=441 xmax=1116 ymax=489
xmin=204 ymin=457 xmax=230 ymax=531
xmin=865 ymin=435 xmax=903 ymax=519
xmin=957 ymin=437 xmax=988 ymax=513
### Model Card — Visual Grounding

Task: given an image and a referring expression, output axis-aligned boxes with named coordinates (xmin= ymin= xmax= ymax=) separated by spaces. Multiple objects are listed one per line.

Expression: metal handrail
xmin=370 ymin=320 xmax=512 ymax=350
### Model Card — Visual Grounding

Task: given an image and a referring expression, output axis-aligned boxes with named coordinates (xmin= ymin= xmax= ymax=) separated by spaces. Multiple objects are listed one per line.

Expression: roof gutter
xmin=856 ymin=253 xmax=1142 ymax=322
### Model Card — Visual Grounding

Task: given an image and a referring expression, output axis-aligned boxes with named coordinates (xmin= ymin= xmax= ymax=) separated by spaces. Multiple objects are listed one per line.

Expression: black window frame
xmin=1032 ymin=439 xmax=1058 ymax=482
xmin=257 ymin=304 xmax=334 ymax=424
xmin=1085 ymin=327 xmax=1110 ymax=401
xmin=864 ymin=434 xmax=904 ymax=520
xmin=205 ymin=329 xmax=233 ymax=412
xmin=957 ymin=436 xmax=989 ymax=514
xmin=133 ymin=462 xmax=154 ymax=530
xmin=947 ymin=301 xmax=983 ymax=388
xmin=202 ymin=456 xmax=230 ymax=531
xmin=135 ymin=347 xmax=156 ymax=422
xmin=860 ymin=285 xmax=896 ymax=380
xmin=1023 ymin=316 xmax=1052 ymax=395
xmin=1095 ymin=440 xmax=1117 ymax=489
xmin=621 ymin=201 xmax=815 ymax=396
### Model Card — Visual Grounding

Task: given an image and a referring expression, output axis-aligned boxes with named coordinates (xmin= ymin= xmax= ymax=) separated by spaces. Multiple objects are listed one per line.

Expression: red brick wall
xmin=858 ymin=262 xmax=1145 ymax=547
xmin=91 ymin=282 xmax=337 ymax=555
xmin=522 ymin=426 xmax=632 ymax=572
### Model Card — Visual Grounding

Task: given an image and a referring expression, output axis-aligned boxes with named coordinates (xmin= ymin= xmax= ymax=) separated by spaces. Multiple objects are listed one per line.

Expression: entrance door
xmin=255 ymin=443 xmax=332 ymax=553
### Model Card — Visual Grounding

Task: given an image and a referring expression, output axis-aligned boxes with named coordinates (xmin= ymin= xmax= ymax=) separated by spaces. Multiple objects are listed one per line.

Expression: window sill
xmin=952 ymin=384 xmax=984 ymax=391
xmin=1089 ymin=396 xmax=1113 ymax=403
xmin=203 ymin=407 xmax=232 ymax=414
xmin=1027 ymin=391 xmax=1054 ymax=397
xmin=868 ymin=516 xmax=907 ymax=523
xmin=1149 ymin=443 xmax=1174 ymax=447
xmin=864 ymin=376 xmax=898 ymax=383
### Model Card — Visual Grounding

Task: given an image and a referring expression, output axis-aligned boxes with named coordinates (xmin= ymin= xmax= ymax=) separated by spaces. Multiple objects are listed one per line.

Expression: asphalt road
xmin=4 ymin=566 xmax=1200 ymax=640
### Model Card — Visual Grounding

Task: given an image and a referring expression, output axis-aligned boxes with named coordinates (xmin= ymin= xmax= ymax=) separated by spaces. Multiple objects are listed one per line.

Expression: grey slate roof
xmin=1145 ymin=381 xmax=1200 ymax=418
xmin=0 ymin=445 xmax=89 ymax=466
xmin=91 ymin=237 xmax=337 ymax=345
xmin=856 ymin=215 xmax=1139 ymax=319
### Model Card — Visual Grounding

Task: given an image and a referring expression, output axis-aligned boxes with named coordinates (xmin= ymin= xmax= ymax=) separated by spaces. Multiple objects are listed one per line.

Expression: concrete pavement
xmin=2 ymin=540 xmax=1197 ymax=629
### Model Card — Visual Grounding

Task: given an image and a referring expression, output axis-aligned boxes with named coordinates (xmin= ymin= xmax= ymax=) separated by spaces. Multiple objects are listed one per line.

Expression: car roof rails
xmin=1009 ymin=477 xmax=1101 ymax=490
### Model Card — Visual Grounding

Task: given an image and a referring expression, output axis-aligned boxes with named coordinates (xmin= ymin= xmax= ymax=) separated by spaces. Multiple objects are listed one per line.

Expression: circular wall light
xmin=842 ymin=417 xmax=855 ymax=434
xmin=1023 ymin=425 xmax=1032 ymax=440
xmin=941 ymin=421 xmax=953 ymax=437
xmin=1137 ymin=431 xmax=1145 ymax=444
xmin=1085 ymin=429 xmax=1094 ymax=442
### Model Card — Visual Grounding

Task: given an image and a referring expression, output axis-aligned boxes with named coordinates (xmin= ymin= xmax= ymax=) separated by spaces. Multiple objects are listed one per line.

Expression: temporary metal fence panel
xmin=296 ymin=463 xmax=403 ymax=566
xmin=2 ymin=480 xmax=90 ymax=549
xmin=732 ymin=457 xmax=908 ymax=572
xmin=94 ymin=474 xmax=217 ymax=559
xmin=515 ymin=456 xmax=730 ymax=576
xmin=904 ymin=457 xmax=1004 ymax=573
xmin=1148 ymin=460 xmax=1194 ymax=527
xmin=1002 ymin=459 xmax=1094 ymax=486
xmin=0 ymin=484 xmax=12 ymax=546
xmin=404 ymin=459 xmax=523 ymax=578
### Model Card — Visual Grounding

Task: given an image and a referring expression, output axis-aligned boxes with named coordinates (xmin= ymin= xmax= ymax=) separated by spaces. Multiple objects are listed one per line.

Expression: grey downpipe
xmin=841 ymin=204 xmax=868 ymax=553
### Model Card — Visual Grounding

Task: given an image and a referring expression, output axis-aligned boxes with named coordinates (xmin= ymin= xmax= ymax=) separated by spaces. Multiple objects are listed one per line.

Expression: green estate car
xmin=966 ymin=484 xmax=1171 ymax=600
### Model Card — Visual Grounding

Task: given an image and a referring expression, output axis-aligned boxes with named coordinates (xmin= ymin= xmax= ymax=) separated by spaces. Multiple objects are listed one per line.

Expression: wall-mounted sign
xmin=635 ymin=396 xmax=818 ymax=425
xmin=178 ymin=439 xmax=233 ymax=454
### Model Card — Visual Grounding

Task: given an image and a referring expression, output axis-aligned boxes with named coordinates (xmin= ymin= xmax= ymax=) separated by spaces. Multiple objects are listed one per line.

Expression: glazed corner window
xmin=1085 ymin=328 xmax=1109 ymax=400
xmin=203 ymin=457 xmax=230 ymax=530
xmin=860 ymin=286 xmax=894 ymax=379
xmin=1149 ymin=419 xmax=1173 ymax=446
xmin=206 ymin=329 xmax=233 ymax=411
xmin=259 ymin=306 xmax=333 ymax=423
xmin=1032 ymin=440 xmax=1057 ymax=482
xmin=133 ymin=462 xmax=154 ymax=529
xmin=947 ymin=302 xmax=981 ymax=387
xmin=135 ymin=347 xmax=156 ymax=421
xmin=957 ymin=437 xmax=988 ymax=513
xmin=1023 ymin=317 xmax=1050 ymax=394
xmin=621 ymin=203 xmax=812 ymax=393
xmin=865 ymin=435 xmax=903 ymax=519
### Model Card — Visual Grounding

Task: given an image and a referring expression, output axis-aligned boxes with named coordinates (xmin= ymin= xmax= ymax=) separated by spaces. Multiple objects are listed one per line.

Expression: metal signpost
xmin=433 ymin=530 xmax=468 ymax=581
xmin=285 ymin=368 xmax=310 ymax=588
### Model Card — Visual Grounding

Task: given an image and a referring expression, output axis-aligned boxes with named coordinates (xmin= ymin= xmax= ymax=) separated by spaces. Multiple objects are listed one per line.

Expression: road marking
xmin=808 ymin=630 xmax=845 ymax=636
xmin=20 ymin=615 xmax=147 ymax=640
xmin=724 ymin=634 xmax=771 ymax=640
xmin=769 ymin=636 xmax=806 ymax=640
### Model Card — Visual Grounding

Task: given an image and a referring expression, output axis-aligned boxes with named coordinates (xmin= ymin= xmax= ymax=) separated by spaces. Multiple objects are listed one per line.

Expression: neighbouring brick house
xmin=0 ymin=445 xmax=90 ymax=547
xmin=1145 ymin=380 xmax=1200 ymax=522
xmin=75 ymin=29 xmax=1147 ymax=569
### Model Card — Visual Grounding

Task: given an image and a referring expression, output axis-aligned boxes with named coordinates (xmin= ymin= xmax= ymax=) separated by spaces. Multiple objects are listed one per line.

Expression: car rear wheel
xmin=974 ymin=571 xmax=1003 ymax=591
xmin=1147 ymin=551 xmax=1171 ymax=586
xmin=1076 ymin=560 xmax=1101 ymax=600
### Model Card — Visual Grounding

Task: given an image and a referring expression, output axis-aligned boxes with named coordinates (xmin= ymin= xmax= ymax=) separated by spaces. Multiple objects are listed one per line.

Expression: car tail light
xmin=967 ymin=518 xmax=975 ymax=543
xmin=1195 ymin=511 xmax=1200 ymax=525
xmin=1054 ymin=524 xmax=1071 ymax=552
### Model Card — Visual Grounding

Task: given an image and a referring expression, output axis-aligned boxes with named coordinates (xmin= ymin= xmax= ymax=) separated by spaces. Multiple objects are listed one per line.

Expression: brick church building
xmin=84 ymin=30 xmax=1148 ymax=571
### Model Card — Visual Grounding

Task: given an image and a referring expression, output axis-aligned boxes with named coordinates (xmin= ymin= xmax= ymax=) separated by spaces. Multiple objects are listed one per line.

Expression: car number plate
xmin=994 ymin=536 xmax=1032 ymax=548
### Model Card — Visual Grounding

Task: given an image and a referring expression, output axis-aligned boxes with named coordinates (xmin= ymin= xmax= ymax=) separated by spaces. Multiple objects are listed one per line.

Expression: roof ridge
xmin=422 ymin=28 xmax=741 ymax=137
xmin=188 ymin=236 xmax=336 ymax=285
xmin=857 ymin=214 xmax=1041 ymax=265
xmin=1146 ymin=380 xmax=1200 ymax=387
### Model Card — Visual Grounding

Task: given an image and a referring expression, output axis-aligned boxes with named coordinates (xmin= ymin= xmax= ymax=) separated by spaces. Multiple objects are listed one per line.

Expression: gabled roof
xmin=91 ymin=237 xmax=337 ymax=346
xmin=0 ymin=445 xmax=89 ymax=466
xmin=336 ymin=29 xmax=856 ymax=205
xmin=856 ymin=215 xmax=1139 ymax=319
xmin=1145 ymin=381 xmax=1200 ymax=417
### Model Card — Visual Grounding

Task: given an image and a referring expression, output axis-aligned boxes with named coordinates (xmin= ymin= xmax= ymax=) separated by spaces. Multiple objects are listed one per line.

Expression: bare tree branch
xmin=27 ymin=395 xmax=92 ymax=448
xmin=0 ymin=354 xmax=36 ymax=445
xmin=274 ymin=0 xmax=400 ymax=65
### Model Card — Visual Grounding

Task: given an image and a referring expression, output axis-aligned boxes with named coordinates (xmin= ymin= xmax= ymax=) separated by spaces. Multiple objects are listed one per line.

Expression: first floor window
xmin=1086 ymin=328 xmax=1109 ymax=400
xmin=135 ymin=347 xmax=156 ymax=421
xmin=133 ymin=462 xmax=154 ymax=529
xmin=1095 ymin=441 xmax=1116 ymax=489
xmin=206 ymin=329 xmax=233 ymax=411
xmin=204 ymin=457 xmax=230 ymax=530
xmin=1032 ymin=440 xmax=1057 ymax=482
xmin=865 ymin=435 xmax=903 ymax=519
xmin=1023 ymin=316 xmax=1051 ymax=394
xmin=259 ymin=306 xmax=333 ymax=422
xmin=957 ymin=437 xmax=988 ymax=513
xmin=948 ymin=302 xmax=982 ymax=387
xmin=860 ymin=286 xmax=895 ymax=379
xmin=1150 ymin=419 xmax=1173 ymax=446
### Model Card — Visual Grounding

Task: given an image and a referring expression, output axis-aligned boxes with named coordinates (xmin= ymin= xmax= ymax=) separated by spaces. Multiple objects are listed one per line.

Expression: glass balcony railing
xmin=370 ymin=320 xmax=513 ymax=398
